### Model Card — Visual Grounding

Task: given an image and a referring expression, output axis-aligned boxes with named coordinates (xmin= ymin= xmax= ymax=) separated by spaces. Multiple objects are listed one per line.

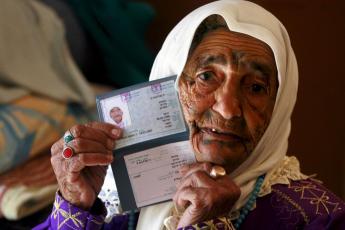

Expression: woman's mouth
xmin=199 ymin=127 xmax=243 ymax=142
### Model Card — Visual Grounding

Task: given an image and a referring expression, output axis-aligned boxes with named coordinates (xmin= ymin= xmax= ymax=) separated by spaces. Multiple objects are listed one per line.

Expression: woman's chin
xmin=192 ymin=133 xmax=248 ymax=172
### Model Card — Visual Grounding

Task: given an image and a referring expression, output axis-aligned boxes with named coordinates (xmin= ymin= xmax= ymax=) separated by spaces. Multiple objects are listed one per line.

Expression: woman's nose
xmin=212 ymin=78 xmax=242 ymax=120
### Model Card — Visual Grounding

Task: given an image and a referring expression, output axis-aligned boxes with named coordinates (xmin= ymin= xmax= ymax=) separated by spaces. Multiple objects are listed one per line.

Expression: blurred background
xmin=0 ymin=0 xmax=344 ymax=228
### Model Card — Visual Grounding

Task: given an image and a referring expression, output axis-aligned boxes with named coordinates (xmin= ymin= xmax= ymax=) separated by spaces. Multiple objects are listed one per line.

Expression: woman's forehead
xmin=188 ymin=28 xmax=276 ymax=72
xmin=195 ymin=29 xmax=274 ymax=57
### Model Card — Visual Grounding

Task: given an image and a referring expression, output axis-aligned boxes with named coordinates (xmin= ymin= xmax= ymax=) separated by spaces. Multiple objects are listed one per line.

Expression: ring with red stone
xmin=62 ymin=145 xmax=74 ymax=159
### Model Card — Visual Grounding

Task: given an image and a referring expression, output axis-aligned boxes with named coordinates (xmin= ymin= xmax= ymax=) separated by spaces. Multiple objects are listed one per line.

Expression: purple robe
xmin=34 ymin=179 xmax=345 ymax=229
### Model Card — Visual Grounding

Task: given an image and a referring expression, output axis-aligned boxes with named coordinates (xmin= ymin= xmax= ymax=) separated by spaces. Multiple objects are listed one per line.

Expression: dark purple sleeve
xmin=304 ymin=202 xmax=345 ymax=230
xmin=241 ymin=178 xmax=345 ymax=230
xmin=274 ymin=179 xmax=345 ymax=230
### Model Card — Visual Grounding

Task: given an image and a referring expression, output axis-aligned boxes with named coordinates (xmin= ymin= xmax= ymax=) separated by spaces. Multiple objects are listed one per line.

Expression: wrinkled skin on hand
xmin=50 ymin=122 xmax=122 ymax=210
xmin=174 ymin=163 xmax=241 ymax=228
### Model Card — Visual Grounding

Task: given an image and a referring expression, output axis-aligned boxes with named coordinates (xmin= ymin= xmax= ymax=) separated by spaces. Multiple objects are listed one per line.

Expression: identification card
xmin=96 ymin=76 xmax=195 ymax=211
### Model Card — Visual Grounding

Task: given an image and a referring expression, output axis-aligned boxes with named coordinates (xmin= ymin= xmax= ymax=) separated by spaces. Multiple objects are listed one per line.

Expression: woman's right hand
xmin=50 ymin=122 xmax=122 ymax=210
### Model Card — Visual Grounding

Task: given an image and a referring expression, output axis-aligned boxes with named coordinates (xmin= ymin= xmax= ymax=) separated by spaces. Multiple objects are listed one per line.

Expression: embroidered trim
xmin=288 ymin=180 xmax=342 ymax=215
xmin=272 ymin=188 xmax=310 ymax=224
xmin=260 ymin=156 xmax=309 ymax=197
xmin=56 ymin=201 xmax=84 ymax=229
xmin=51 ymin=193 xmax=104 ymax=230
xmin=177 ymin=216 xmax=236 ymax=230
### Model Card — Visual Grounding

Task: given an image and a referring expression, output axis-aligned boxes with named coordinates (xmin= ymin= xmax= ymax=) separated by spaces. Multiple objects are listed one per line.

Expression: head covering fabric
xmin=148 ymin=0 xmax=298 ymax=211
xmin=138 ymin=1 xmax=304 ymax=229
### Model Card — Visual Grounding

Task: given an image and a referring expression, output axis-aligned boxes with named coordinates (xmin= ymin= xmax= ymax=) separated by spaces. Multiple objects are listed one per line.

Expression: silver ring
xmin=209 ymin=165 xmax=226 ymax=178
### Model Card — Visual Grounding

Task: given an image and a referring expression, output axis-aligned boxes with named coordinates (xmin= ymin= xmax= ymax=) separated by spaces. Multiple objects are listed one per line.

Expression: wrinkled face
xmin=179 ymin=28 xmax=278 ymax=173
xmin=110 ymin=107 xmax=123 ymax=124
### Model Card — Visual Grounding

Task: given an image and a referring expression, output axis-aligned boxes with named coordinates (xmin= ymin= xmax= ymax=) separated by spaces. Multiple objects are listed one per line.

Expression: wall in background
xmin=145 ymin=0 xmax=345 ymax=199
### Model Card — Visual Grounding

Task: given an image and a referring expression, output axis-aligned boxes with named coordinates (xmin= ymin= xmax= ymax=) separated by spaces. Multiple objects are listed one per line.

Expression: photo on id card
xmin=96 ymin=76 xmax=196 ymax=211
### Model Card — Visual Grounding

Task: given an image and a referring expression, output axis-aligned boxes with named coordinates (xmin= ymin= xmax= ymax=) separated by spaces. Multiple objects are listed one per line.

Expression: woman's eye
xmin=251 ymin=84 xmax=267 ymax=94
xmin=197 ymin=71 xmax=214 ymax=81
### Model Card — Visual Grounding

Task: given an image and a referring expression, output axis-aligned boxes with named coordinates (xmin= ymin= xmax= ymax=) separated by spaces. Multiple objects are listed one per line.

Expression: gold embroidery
xmin=52 ymin=196 xmax=63 ymax=219
xmin=51 ymin=195 xmax=84 ymax=230
xmin=288 ymin=180 xmax=341 ymax=215
xmin=58 ymin=206 xmax=84 ymax=229
xmin=51 ymin=195 xmax=104 ymax=229
xmin=181 ymin=216 xmax=236 ymax=230
xmin=272 ymin=188 xmax=310 ymax=224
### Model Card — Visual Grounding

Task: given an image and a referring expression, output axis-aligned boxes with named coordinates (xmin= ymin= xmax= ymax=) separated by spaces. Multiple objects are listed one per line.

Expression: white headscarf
xmin=139 ymin=1 xmax=307 ymax=229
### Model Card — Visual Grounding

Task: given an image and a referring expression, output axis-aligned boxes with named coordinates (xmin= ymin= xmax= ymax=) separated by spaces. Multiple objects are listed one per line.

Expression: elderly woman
xmin=35 ymin=0 xmax=345 ymax=229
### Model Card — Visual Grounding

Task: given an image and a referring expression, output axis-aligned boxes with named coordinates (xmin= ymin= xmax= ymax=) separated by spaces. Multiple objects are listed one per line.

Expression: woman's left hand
xmin=173 ymin=162 xmax=241 ymax=228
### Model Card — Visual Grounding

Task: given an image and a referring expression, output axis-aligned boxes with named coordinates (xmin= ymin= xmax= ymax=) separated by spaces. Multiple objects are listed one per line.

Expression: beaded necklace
xmin=128 ymin=209 xmax=136 ymax=230
xmin=233 ymin=174 xmax=265 ymax=229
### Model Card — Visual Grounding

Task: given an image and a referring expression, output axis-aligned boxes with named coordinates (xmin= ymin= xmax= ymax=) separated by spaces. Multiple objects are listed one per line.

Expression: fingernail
xmin=111 ymin=129 xmax=119 ymax=137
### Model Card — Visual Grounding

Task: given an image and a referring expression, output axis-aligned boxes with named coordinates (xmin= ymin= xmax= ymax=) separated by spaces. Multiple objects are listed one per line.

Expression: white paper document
xmin=124 ymin=140 xmax=195 ymax=208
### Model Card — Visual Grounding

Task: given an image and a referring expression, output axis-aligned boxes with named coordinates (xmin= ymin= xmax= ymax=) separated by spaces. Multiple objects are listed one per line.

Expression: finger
xmin=82 ymin=165 xmax=108 ymax=182
xmin=174 ymin=186 xmax=209 ymax=212
xmin=215 ymin=175 xmax=241 ymax=191
xmin=51 ymin=138 xmax=64 ymax=156
xmin=179 ymin=162 xmax=213 ymax=178
xmin=52 ymin=151 xmax=112 ymax=177
xmin=66 ymin=152 xmax=113 ymax=174
xmin=68 ymin=138 xmax=112 ymax=154
xmin=174 ymin=186 xmax=194 ymax=210
xmin=51 ymin=154 xmax=66 ymax=177
xmin=83 ymin=167 xmax=107 ymax=193
xmin=70 ymin=124 xmax=116 ymax=150
xmin=88 ymin=166 xmax=108 ymax=182
xmin=66 ymin=166 xmax=109 ymax=195
xmin=174 ymin=187 xmax=215 ymax=228
xmin=84 ymin=121 xmax=123 ymax=139
xmin=178 ymin=190 xmax=208 ymax=228
xmin=177 ymin=170 xmax=215 ymax=189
